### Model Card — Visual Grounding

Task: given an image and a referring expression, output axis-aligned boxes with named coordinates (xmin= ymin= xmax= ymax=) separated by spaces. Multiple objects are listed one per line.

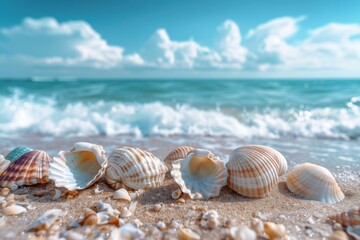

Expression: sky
xmin=1 ymin=0 xmax=360 ymax=79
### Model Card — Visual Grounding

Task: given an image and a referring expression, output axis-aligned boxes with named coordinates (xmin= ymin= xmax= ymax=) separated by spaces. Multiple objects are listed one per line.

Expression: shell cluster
xmin=105 ymin=146 xmax=167 ymax=190
xmin=49 ymin=142 xmax=108 ymax=191
xmin=226 ymin=145 xmax=286 ymax=198
xmin=286 ymin=162 xmax=344 ymax=204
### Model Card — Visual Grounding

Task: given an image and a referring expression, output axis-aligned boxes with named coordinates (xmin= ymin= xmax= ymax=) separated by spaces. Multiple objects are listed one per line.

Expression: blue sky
xmin=1 ymin=0 xmax=360 ymax=78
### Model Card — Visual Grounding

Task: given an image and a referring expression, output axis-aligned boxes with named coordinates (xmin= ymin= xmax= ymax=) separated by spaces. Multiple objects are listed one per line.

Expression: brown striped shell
xmin=329 ymin=206 xmax=360 ymax=227
xmin=163 ymin=146 xmax=193 ymax=171
xmin=105 ymin=147 xmax=168 ymax=190
xmin=286 ymin=163 xmax=344 ymax=204
xmin=226 ymin=145 xmax=285 ymax=198
xmin=0 ymin=150 xmax=51 ymax=190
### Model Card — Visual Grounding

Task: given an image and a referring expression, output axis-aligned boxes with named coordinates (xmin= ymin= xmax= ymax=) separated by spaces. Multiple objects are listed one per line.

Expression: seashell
xmin=328 ymin=230 xmax=350 ymax=240
xmin=0 ymin=155 xmax=10 ymax=175
xmin=163 ymin=146 xmax=194 ymax=171
xmin=96 ymin=212 xmax=120 ymax=226
xmin=171 ymin=149 xmax=227 ymax=199
xmin=286 ymin=163 xmax=345 ymax=203
xmin=156 ymin=221 xmax=166 ymax=230
xmin=80 ymin=208 xmax=98 ymax=226
xmin=347 ymin=226 xmax=360 ymax=240
xmin=49 ymin=142 xmax=107 ymax=191
xmin=250 ymin=218 xmax=265 ymax=236
xmin=0 ymin=150 xmax=51 ymax=190
xmin=129 ymin=189 xmax=144 ymax=201
xmin=96 ymin=201 xmax=119 ymax=216
xmin=178 ymin=226 xmax=200 ymax=240
xmin=113 ymin=188 xmax=131 ymax=202
xmin=226 ymin=146 xmax=286 ymax=198
xmin=172 ymin=189 xmax=182 ymax=200
xmin=120 ymin=207 xmax=132 ymax=218
xmin=5 ymin=146 xmax=33 ymax=163
xmin=109 ymin=223 xmax=145 ymax=240
xmin=128 ymin=201 xmax=137 ymax=214
xmin=329 ymin=206 xmax=360 ymax=227
xmin=52 ymin=189 xmax=62 ymax=200
xmin=201 ymin=210 xmax=220 ymax=229
xmin=28 ymin=209 xmax=62 ymax=231
xmin=2 ymin=204 xmax=27 ymax=216
xmin=0 ymin=187 xmax=10 ymax=197
xmin=105 ymin=146 xmax=167 ymax=190
xmin=264 ymin=222 xmax=287 ymax=239
xmin=230 ymin=225 xmax=257 ymax=240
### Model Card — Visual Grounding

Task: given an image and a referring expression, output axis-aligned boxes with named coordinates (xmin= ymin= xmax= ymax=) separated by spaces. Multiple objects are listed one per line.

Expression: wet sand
xmin=0 ymin=135 xmax=359 ymax=239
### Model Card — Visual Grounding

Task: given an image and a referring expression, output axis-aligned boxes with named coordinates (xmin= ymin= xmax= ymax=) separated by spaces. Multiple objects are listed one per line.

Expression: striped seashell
xmin=0 ymin=155 xmax=10 ymax=175
xmin=0 ymin=150 xmax=51 ymax=190
xmin=5 ymin=146 xmax=33 ymax=163
xmin=49 ymin=142 xmax=107 ymax=191
xmin=226 ymin=146 xmax=281 ymax=198
xmin=171 ymin=149 xmax=228 ymax=199
xmin=105 ymin=147 xmax=168 ymax=190
xmin=286 ymin=163 xmax=344 ymax=204
xmin=163 ymin=146 xmax=194 ymax=171
xmin=329 ymin=206 xmax=360 ymax=227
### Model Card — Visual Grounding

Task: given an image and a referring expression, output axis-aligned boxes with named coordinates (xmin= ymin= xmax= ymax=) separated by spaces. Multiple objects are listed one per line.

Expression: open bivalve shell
xmin=171 ymin=148 xmax=227 ymax=200
xmin=5 ymin=146 xmax=33 ymax=163
xmin=49 ymin=142 xmax=107 ymax=191
xmin=286 ymin=163 xmax=344 ymax=204
xmin=0 ymin=155 xmax=10 ymax=175
xmin=0 ymin=150 xmax=51 ymax=190
xmin=163 ymin=146 xmax=193 ymax=171
xmin=105 ymin=147 xmax=167 ymax=190
xmin=329 ymin=206 xmax=360 ymax=227
xmin=226 ymin=145 xmax=284 ymax=198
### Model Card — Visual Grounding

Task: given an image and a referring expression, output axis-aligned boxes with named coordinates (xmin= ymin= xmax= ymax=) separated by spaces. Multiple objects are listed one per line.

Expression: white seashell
xmin=226 ymin=145 xmax=285 ymax=198
xmin=28 ymin=209 xmax=62 ymax=231
xmin=129 ymin=189 xmax=144 ymax=201
xmin=347 ymin=226 xmax=360 ymax=240
xmin=49 ymin=142 xmax=107 ymax=191
xmin=171 ymin=149 xmax=228 ymax=199
xmin=94 ymin=188 xmax=103 ymax=195
xmin=250 ymin=218 xmax=264 ymax=236
xmin=163 ymin=146 xmax=194 ymax=171
xmin=178 ymin=226 xmax=200 ymax=240
xmin=105 ymin=146 xmax=167 ymax=190
xmin=96 ymin=201 xmax=119 ymax=216
xmin=286 ymin=163 xmax=345 ymax=203
xmin=171 ymin=189 xmax=182 ymax=200
xmin=0 ymin=155 xmax=10 ymax=175
xmin=109 ymin=223 xmax=145 ymax=240
xmin=113 ymin=188 xmax=131 ymax=202
xmin=230 ymin=225 xmax=257 ymax=240
xmin=120 ymin=207 xmax=132 ymax=218
xmin=2 ymin=204 xmax=27 ymax=216
xmin=128 ymin=201 xmax=137 ymax=214
xmin=329 ymin=206 xmax=360 ymax=227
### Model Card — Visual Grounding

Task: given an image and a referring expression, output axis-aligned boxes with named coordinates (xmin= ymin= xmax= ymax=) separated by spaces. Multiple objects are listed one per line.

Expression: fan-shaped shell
xmin=0 ymin=155 xmax=10 ymax=175
xmin=5 ymin=146 xmax=33 ymax=163
xmin=226 ymin=146 xmax=280 ymax=198
xmin=105 ymin=147 xmax=167 ymax=190
xmin=163 ymin=146 xmax=193 ymax=171
xmin=0 ymin=150 xmax=51 ymax=190
xmin=49 ymin=142 xmax=107 ymax=191
xmin=171 ymin=148 xmax=228 ymax=199
xmin=329 ymin=206 xmax=360 ymax=227
xmin=286 ymin=163 xmax=344 ymax=204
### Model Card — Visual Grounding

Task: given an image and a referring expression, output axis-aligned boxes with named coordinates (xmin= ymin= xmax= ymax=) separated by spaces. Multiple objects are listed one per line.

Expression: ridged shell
xmin=171 ymin=148 xmax=228 ymax=199
xmin=226 ymin=146 xmax=280 ymax=198
xmin=286 ymin=163 xmax=344 ymax=203
xmin=105 ymin=147 xmax=167 ymax=190
xmin=329 ymin=206 xmax=360 ymax=227
xmin=0 ymin=155 xmax=10 ymax=175
xmin=0 ymin=150 xmax=51 ymax=190
xmin=163 ymin=146 xmax=194 ymax=171
xmin=49 ymin=142 xmax=107 ymax=191
xmin=5 ymin=146 xmax=33 ymax=163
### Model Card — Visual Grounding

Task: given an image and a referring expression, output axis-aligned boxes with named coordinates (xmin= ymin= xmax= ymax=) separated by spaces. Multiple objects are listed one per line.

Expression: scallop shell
xmin=329 ymin=206 xmax=360 ymax=227
xmin=171 ymin=149 xmax=228 ymax=199
xmin=28 ymin=209 xmax=63 ymax=231
xmin=105 ymin=147 xmax=167 ymax=190
xmin=226 ymin=146 xmax=280 ymax=198
xmin=0 ymin=150 xmax=51 ymax=190
xmin=5 ymin=146 xmax=33 ymax=163
xmin=286 ymin=163 xmax=344 ymax=203
xmin=0 ymin=155 xmax=10 ymax=175
xmin=163 ymin=146 xmax=194 ymax=171
xmin=49 ymin=142 xmax=107 ymax=191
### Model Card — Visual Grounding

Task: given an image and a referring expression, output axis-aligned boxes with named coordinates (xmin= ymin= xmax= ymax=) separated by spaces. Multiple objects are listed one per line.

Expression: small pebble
xmin=177 ymin=198 xmax=186 ymax=204
xmin=156 ymin=221 xmax=166 ymax=230
xmin=1 ymin=188 xmax=10 ymax=197
xmin=189 ymin=206 xmax=196 ymax=211
xmin=152 ymin=203 xmax=163 ymax=212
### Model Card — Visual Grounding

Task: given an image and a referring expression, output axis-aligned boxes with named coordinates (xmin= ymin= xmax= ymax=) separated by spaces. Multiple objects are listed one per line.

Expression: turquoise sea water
xmin=0 ymin=79 xmax=360 ymax=140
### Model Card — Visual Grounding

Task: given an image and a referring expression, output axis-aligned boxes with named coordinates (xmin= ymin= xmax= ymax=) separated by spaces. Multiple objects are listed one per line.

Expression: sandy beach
xmin=0 ymin=135 xmax=359 ymax=239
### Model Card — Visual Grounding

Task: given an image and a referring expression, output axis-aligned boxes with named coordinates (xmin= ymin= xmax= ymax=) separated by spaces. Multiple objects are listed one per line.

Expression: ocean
xmin=0 ymin=79 xmax=359 ymax=179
